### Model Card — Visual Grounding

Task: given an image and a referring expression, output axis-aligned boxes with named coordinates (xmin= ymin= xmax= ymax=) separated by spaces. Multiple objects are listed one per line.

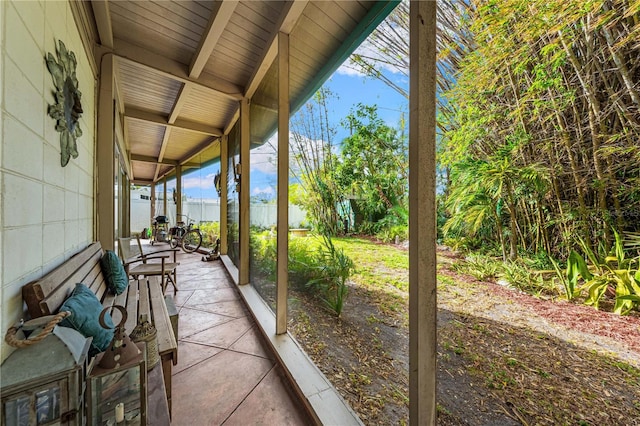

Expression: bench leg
xmin=162 ymin=356 xmax=173 ymax=417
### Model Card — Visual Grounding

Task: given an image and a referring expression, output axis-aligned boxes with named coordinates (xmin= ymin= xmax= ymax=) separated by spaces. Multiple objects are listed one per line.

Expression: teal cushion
xmin=100 ymin=250 xmax=128 ymax=295
xmin=59 ymin=283 xmax=115 ymax=356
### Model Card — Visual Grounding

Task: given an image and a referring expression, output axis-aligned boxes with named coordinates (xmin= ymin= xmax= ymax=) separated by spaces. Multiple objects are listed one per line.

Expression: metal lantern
xmin=87 ymin=306 xmax=147 ymax=425
xmin=1 ymin=314 xmax=92 ymax=425
xmin=129 ymin=314 xmax=159 ymax=371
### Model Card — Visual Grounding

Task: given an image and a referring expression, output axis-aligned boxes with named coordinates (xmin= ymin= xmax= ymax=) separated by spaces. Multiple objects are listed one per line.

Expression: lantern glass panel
xmin=90 ymin=366 xmax=143 ymax=425
xmin=4 ymin=395 xmax=30 ymax=426
xmin=35 ymin=386 xmax=61 ymax=424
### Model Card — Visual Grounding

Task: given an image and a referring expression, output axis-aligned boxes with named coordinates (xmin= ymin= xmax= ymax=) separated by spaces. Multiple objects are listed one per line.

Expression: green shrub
xmin=199 ymin=221 xmax=220 ymax=248
xmin=376 ymin=224 xmax=408 ymax=243
xmin=451 ymin=253 xmax=500 ymax=281
xmin=250 ymin=233 xmax=355 ymax=316
xmin=250 ymin=230 xmax=277 ymax=280
xmin=288 ymin=237 xmax=323 ymax=289
xmin=307 ymin=236 xmax=355 ymax=316
xmin=499 ymin=261 xmax=556 ymax=296
xmin=558 ymin=230 xmax=640 ymax=314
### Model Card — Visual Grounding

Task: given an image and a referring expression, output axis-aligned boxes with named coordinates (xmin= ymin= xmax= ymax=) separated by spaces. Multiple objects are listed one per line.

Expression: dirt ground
xmin=288 ymin=246 xmax=640 ymax=425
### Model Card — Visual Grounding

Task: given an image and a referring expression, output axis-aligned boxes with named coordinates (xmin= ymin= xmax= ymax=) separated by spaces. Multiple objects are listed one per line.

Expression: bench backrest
xmin=22 ymin=242 xmax=110 ymax=318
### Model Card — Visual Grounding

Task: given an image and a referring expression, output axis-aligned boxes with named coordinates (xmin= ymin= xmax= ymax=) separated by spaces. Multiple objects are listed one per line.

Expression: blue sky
xmin=176 ymin=67 xmax=408 ymax=201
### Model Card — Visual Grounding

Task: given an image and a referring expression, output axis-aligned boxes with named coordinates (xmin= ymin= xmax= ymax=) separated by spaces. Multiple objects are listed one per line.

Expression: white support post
xmin=409 ymin=1 xmax=438 ymax=425
xmin=97 ymin=54 xmax=116 ymax=250
xmin=150 ymin=182 xmax=156 ymax=226
xmin=220 ymin=135 xmax=229 ymax=255
xmin=239 ymin=98 xmax=250 ymax=285
xmin=176 ymin=165 xmax=182 ymax=219
xmin=276 ymin=31 xmax=290 ymax=335
xmin=163 ymin=177 xmax=168 ymax=217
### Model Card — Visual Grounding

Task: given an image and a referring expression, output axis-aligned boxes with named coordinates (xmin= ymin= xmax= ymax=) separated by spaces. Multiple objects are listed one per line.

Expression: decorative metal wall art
xmin=46 ymin=40 xmax=83 ymax=167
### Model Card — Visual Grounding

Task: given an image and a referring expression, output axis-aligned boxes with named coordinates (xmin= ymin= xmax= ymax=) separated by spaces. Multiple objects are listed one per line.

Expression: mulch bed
xmin=488 ymin=282 xmax=640 ymax=354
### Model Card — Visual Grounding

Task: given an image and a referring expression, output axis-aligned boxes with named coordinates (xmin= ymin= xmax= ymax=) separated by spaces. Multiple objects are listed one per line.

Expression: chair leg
xmin=167 ymin=275 xmax=178 ymax=295
xmin=161 ymin=276 xmax=168 ymax=294
xmin=173 ymin=270 xmax=178 ymax=294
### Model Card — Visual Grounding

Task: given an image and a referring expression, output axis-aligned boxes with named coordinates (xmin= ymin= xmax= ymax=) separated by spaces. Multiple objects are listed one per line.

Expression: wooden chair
xmin=118 ymin=236 xmax=180 ymax=294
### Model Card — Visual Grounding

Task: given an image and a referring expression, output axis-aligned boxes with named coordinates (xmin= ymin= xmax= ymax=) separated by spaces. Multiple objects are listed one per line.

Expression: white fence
xmin=130 ymin=198 xmax=308 ymax=232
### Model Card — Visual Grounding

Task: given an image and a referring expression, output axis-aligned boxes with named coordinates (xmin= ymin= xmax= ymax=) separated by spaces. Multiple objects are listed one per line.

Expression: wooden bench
xmin=22 ymin=241 xmax=178 ymax=419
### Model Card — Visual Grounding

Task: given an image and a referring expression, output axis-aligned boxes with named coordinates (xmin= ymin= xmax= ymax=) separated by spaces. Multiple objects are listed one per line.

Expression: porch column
xmin=150 ymin=182 xmax=156 ymax=227
xmin=162 ymin=177 xmax=167 ymax=217
xmin=239 ymin=97 xmax=250 ymax=285
xmin=97 ymin=54 xmax=115 ymax=250
xmin=409 ymin=1 xmax=438 ymax=425
xmin=220 ymin=135 xmax=229 ymax=255
xmin=123 ymin=180 xmax=130 ymax=237
xmin=176 ymin=165 xmax=182 ymax=220
xmin=276 ymin=31 xmax=290 ymax=334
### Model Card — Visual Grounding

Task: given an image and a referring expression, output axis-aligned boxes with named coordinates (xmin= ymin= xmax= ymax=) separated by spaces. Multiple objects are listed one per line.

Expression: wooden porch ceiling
xmin=84 ymin=0 xmax=398 ymax=185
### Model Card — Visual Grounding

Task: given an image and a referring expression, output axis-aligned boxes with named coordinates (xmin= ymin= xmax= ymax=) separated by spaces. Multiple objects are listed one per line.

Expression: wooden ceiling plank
xmin=91 ymin=0 xmax=114 ymax=49
xmin=125 ymin=107 xmax=223 ymax=137
xmin=108 ymin=39 xmax=243 ymax=101
xmin=245 ymin=0 xmax=308 ymax=99
xmin=181 ymin=137 xmax=220 ymax=166
xmin=189 ymin=0 xmax=239 ymax=79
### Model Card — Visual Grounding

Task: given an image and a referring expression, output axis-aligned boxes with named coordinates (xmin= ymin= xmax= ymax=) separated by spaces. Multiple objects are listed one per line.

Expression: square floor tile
xmin=172 ymin=350 xmax=274 ymax=425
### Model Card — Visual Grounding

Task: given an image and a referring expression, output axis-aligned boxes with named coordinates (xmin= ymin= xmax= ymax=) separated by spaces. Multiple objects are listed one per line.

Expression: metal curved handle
xmin=99 ymin=305 xmax=127 ymax=330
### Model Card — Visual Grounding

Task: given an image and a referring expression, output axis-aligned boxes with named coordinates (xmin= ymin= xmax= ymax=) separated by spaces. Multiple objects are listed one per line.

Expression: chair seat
xmin=118 ymin=235 xmax=180 ymax=294
xmin=129 ymin=262 xmax=179 ymax=276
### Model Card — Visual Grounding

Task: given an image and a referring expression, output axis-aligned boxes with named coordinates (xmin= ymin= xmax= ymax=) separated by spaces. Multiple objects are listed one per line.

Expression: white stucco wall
xmin=1 ymin=0 xmax=96 ymax=362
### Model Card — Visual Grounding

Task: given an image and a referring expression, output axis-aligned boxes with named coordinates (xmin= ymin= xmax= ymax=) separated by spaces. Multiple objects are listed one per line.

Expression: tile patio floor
xmin=155 ymin=246 xmax=312 ymax=425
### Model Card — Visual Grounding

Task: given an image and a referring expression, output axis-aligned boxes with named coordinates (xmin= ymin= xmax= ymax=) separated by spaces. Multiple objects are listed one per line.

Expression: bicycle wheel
xmin=182 ymin=230 xmax=202 ymax=253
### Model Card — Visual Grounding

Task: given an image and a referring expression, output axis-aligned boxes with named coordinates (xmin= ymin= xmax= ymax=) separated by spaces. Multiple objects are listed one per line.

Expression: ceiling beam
xmin=223 ymin=108 xmax=240 ymax=135
xmin=189 ymin=0 xmax=238 ymax=79
xmin=168 ymin=84 xmax=192 ymax=124
xmin=131 ymin=154 xmax=178 ymax=166
xmin=90 ymin=0 xmax=114 ymax=49
xmin=131 ymin=179 xmax=155 ymax=185
xmin=108 ymin=39 xmax=243 ymax=101
xmin=245 ymin=0 xmax=308 ymax=98
xmin=125 ymin=107 xmax=223 ymax=137
xmin=154 ymin=127 xmax=173 ymax=181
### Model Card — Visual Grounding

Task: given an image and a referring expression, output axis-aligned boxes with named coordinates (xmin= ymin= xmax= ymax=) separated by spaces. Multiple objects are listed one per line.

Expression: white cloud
xmin=182 ymin=173 xmax=216 ymax=190
xmin=336 ymin=60 xmax=367 ymax=77
xmin=252 ymin=186 xmax=275 ymax=196
xmin=336 ymin=13 xmax=409 ymax=78
xmin=250 ymin=138 xmax=277 ymax=174
xmin=250 ymin=132 xmax=331 ymax=174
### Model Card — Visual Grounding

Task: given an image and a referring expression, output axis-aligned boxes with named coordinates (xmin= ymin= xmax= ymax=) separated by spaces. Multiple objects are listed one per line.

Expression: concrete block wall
xmin=1 ymin=0 xmax=96 ymax=362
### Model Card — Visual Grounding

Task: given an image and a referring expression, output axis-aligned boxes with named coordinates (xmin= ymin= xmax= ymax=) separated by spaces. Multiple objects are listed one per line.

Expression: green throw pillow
xmin=100 ymin=250 xmax=128 ymax=295
xmin=59 ymin=283 xmax=115 ymax=356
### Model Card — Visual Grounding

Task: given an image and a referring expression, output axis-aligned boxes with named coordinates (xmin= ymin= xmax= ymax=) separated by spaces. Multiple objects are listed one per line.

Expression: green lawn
xmin=333 ymin=237 xmax=409 ymax=292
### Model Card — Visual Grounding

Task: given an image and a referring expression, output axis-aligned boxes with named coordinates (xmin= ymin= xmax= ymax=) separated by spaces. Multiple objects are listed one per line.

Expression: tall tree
xmin=290 ymin=88 xmax=342 ymax=235
xmin=441 ymin=0 xmax=640 ymax=258
xmin=336 ymin=104 xmax=408 ymax=231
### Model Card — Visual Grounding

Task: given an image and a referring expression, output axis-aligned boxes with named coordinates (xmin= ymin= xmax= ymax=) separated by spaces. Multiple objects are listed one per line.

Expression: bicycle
xmin=169 ymin=215 xmax=203 ymax=253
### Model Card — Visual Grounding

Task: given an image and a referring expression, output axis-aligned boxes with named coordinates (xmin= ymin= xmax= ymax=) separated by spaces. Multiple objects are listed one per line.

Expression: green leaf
xmin=567 ymin=250 xmax=592 ymax=286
